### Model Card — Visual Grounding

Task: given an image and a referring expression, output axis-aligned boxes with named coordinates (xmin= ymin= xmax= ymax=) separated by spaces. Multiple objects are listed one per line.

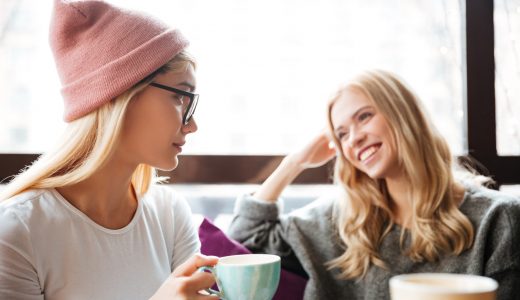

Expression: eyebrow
xmin=350 ymin=105 xmax=372 ymax=119
xmin=177 ymin=82 xmax=196 ymax=92
xmin=334 ymin=105 xmax=373 ymax=132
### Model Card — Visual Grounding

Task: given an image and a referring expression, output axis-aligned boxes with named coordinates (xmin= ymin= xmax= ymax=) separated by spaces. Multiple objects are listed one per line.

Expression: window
xmin=0 ymin=0 xmax=63 ymax=153
xmin=1 ymin=0 xmax=464 ymax=155
xmin=1 ymin=0 xmax=519 ymax=185
xmin=465 ymin=0 xmax=520 ymax=186
xmin=494 ymin=0 xmax=520 ymax=156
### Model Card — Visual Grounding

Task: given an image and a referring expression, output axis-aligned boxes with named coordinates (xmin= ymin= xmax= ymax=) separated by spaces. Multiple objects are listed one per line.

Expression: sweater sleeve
xmin=483 ymin=199 xmax=520 ymax=299
xmin=227 ymin=194 xmax=305 ymax=275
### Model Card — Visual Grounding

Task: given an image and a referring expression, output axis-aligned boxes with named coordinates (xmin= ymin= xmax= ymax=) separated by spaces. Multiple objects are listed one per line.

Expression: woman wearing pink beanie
xmin=0 ymin=1 xmax=217 ymax=299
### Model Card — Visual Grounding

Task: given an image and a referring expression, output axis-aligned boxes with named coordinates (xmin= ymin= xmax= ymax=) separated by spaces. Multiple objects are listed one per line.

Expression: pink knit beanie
xmin=49 ymin=0 xmax=189 ymax=122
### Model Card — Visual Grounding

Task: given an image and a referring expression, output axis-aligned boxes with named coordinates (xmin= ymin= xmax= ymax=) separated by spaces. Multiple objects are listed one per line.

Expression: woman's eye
xmin=338 ymin=132 xmax=349 ymax=141
xmin=172 ymin=94 xmax=185 ymax=104
xmin=359 ymin=111 xmax=373 ymax=121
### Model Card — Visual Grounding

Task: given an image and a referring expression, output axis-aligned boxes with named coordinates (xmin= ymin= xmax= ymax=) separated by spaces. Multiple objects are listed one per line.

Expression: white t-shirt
xmin=0 ymin=185 xmax=200 ymax=300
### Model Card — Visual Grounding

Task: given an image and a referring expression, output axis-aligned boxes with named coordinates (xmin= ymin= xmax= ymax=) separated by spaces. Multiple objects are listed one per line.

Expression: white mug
xmin=389 ymin=273 xmax=498 ymax=300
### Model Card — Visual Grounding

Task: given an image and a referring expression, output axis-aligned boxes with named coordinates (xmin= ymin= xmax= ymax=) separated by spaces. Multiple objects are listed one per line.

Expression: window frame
xmin=1 ymin=0 xmax=518 ymax=185
xmin=465 ymin=0 xmax=520 ymax=186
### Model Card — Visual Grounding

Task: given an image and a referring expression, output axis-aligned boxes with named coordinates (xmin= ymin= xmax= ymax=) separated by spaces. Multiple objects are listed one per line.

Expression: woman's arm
xmin=228 ymin=132 xmax=336 ymax=275
xmin=0 ymin=243 xmax=43 ymax=300
xmin=254 ymin=131 xmax=337 ymax=202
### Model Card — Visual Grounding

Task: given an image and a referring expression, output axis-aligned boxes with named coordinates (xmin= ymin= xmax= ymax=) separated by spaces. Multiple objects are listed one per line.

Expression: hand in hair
xmin=254 ymin=131 xmax=336 ymax=202
xmin=286 ymin=130 xmax=337 ymax=170
xmin=150 ymin=254 xmax=219 ymax=300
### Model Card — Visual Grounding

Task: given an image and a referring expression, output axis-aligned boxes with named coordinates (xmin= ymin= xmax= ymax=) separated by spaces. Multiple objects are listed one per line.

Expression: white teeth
xmin=359 ymin=145 xmax=379 ymax=162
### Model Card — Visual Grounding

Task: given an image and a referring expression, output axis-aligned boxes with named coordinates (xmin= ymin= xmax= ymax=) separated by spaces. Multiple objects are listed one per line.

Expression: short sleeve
xmin=0 ymin=206 xmax=43 ymax=300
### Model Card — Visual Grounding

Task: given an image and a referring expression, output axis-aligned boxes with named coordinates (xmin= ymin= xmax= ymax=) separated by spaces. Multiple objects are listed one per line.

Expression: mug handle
xmin=198 ymin=266 xmax=224 ymax=298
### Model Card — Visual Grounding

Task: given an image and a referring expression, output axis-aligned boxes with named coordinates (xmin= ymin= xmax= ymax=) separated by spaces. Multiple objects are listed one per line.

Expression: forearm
xmin=254 ymin=155 xmax=305 ymax=203
xmin=228 ymin=194 xmax=293 ymax=256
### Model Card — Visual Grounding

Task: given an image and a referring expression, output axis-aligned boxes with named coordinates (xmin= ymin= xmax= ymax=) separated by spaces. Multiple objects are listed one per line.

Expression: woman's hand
xmin=150 ymin=254 xmax=219 ymax=300
xmin=286 ymin=130 xmax=337 ymax=170
xmin=254 ymin=131 xmax=337 ymax=202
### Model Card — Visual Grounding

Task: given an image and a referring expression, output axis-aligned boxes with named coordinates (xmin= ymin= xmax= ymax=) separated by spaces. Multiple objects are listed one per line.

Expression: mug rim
xmin=389 ymin=273 xmax=498 ymax=294
xmin=218 ymin=254 xmax=281 ymax=266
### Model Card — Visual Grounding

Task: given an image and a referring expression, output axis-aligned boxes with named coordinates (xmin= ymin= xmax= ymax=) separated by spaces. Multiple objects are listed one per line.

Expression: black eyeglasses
xmin=149 ymin=82 xmax=199 ymax=126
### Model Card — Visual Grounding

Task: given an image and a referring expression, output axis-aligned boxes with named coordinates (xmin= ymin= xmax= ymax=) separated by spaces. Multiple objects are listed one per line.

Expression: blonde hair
xmin=326 ymin=70 xmax=474 ymax=279
xmin=0 ymin=51 xmax=196 ymax=201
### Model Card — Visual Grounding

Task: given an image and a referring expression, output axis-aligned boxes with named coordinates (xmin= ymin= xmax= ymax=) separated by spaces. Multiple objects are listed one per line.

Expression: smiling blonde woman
xmin=228 ymin=70 xmax=520 ymax=300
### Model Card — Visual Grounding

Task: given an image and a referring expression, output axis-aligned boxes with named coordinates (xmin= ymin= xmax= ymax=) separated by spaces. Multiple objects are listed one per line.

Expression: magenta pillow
xmin=198 ymin=218 xmax=307 ymax=300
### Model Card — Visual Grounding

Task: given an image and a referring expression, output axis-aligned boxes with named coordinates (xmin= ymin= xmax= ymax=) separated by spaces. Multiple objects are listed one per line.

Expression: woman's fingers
xmin=184 ymin=271 xmax=218 ymax=294
xmin=193 ymin=293 xmax=220 ymax=300
xmin=172 ymin=254 xmax=219 ymax=277
xmin=151 ymin=254 xmax=220 ymax=300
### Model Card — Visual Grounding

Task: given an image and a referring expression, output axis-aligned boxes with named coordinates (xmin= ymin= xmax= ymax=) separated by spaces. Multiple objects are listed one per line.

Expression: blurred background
xmin=0 ymin=0 xmax=519 ymax=228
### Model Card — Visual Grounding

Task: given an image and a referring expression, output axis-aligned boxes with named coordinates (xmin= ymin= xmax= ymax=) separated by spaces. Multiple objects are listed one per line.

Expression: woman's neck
xmin=385 ymin=175 xmax=413 ymax=228
xmin=56 ymin=159 xmax=138 ymax=229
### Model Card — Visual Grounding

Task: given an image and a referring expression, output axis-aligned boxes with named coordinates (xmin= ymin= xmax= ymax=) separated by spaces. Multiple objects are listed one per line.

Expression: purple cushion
xmin=199 ymin=218 xmax=307 ymax=300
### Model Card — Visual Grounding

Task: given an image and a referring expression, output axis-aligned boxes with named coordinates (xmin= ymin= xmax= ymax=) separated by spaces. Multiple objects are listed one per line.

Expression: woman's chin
xmin=155 ymin=158 xmax=179 ymax=172
xmin=361 ymin=168 xmax=384 ymax=180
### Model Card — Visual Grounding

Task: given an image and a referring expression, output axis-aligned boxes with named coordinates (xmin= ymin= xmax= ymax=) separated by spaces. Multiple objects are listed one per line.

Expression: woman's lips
xmin=358 ymin=143 xmax=382 ymax=162
xmin=172 ymin=143 xmax=183 ymax=152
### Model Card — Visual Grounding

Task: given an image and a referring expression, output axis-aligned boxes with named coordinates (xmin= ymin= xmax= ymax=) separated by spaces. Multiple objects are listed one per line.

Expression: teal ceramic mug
xmin=199 ymin=254 xmax=281 ymax=300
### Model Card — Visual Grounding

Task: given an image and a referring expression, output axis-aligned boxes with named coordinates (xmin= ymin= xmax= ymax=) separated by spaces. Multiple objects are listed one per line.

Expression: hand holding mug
xmin=199 ymin=254 xmax=281 ymax=300
xmin=150 ymin=254 xmax=220 ymax=300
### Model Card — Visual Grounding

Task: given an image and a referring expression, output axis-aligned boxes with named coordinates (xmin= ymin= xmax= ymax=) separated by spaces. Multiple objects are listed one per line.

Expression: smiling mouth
xmin=358 ymin=144 xmax=381 ymax=162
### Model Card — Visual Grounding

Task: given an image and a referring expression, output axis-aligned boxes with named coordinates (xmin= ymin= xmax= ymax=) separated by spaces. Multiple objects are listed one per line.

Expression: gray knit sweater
xmin=228 ymin=185 xmax=520 ymax=300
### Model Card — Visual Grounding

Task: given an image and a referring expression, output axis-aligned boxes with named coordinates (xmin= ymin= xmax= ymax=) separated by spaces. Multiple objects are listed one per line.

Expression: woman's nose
xmin=183 ymin=117 xmax=198 ymax=134
xmin=347 ymin=126 xmax=364 ymax=148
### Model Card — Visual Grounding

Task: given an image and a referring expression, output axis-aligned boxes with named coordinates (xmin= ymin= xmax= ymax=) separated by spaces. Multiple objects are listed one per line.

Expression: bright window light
xmin=0 ymin=0 xmax=465 ymax=155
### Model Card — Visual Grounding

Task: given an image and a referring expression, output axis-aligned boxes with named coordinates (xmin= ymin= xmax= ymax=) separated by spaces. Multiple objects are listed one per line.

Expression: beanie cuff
xmin=62 ymin=29 xmax=188 ymax=122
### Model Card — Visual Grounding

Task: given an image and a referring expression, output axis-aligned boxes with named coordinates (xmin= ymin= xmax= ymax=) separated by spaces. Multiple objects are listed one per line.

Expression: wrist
xmin=282 ymin=154 xmax=306 ymax=174
xmin=278 ymin=156 xmax=306 ymax=184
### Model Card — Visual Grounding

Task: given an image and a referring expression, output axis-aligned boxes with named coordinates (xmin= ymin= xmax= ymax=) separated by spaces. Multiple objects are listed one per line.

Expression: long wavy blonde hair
xmin=326 ymin=70 xmax=474 ymax=279
xmin=0 ymin=51 xmax=196 ymax=201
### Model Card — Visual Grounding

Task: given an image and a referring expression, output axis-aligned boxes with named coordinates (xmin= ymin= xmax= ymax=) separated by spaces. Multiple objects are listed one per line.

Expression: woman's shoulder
xmin=463 ymin=184 xmax=520 ymax=208
xmin=0 ymin=188 xmax=59 ymax=253
xmin=461 ymin=184 xmax=520 ymax=274
xmin=141 ymin=184 xmax=191 ymax=212
xmin=461 ymin=183 xmax=520 ymax=224
xmin=0 ymin=188 xmax=58 ymax=220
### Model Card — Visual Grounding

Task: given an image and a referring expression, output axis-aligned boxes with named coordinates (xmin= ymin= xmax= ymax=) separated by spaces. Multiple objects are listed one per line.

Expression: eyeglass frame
xmin=149 ymin=82 xmax=199 ymax=126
